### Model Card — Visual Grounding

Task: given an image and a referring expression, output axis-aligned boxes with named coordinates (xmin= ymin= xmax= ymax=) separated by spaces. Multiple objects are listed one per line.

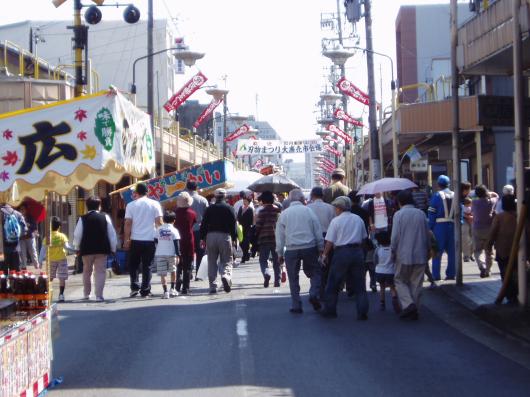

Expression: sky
xmin=0 ymin=0 xmax=457 ymax=144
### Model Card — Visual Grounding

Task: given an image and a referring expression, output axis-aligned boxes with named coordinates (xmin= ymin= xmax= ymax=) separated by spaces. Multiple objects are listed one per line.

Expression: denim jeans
xmin=324 ymin=246 xmax=368 ymax=317
xmin=259 ymin=244 xmax=280 ymax=283
xmin=284 ymin=246 xmax=321 ymax=309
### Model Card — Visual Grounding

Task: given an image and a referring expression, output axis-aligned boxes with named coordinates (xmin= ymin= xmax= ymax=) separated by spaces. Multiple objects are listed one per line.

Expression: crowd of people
xmin=0 ymin=167 xmax=519 ymax=313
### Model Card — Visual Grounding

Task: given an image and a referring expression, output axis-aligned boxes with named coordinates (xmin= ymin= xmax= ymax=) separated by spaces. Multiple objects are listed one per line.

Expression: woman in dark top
xmin=174 ymin=192 xmax=197 ymax=294
xmin=237 ymin=198 xmax=254 ymax=263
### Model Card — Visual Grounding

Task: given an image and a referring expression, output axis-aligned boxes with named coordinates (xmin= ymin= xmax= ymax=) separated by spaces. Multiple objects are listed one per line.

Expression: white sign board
xmin=236 ymin=139 xmax=323 ymax=155
xmin=410 ymin=159 xmax=428 ymax=172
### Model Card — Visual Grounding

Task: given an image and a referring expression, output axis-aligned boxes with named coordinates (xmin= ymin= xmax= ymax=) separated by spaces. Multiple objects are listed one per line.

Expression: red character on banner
xmin=148 ymin=183 xmax=165 ymax=200
xmin=213 ymin=170 xmax=221 ymax=181
xmin=203 ymin=170 xmax=213 ymax=185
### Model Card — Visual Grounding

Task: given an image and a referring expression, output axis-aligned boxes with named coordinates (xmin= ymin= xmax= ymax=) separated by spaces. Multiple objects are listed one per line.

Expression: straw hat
xmin=177 ymin=191 xmax=193 ymax=208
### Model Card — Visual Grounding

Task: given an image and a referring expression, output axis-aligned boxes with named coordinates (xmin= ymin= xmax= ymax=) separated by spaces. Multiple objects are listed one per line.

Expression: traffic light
xmin=85 ymin=5 xmax=102 ymax=24
xmin=123 ymin=5 xmax=141 ymax=24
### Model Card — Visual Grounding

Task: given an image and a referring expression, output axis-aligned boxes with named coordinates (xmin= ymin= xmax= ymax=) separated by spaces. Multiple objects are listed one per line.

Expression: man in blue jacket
xmin=428 ymin=175 xmax=455 ymax=280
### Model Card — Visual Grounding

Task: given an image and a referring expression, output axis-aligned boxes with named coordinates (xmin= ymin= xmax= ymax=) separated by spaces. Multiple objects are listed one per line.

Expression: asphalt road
xmin=50 ymin=259 xmax=530 ymax=397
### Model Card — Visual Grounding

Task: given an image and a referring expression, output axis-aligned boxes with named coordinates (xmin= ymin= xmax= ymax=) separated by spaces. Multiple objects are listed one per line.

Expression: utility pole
xmin=513 ymin=0 xmax=527 ymax=306
xmin=73 ymin=0 xmax=84 ymax=97
xmin=222 ymin=93 xmax=228 ymax=159
xmin=336 ymin=0 xmax=349 ymax=180
xmin=364 ymin=0 xmax=380 ymax=181
xmin=450 ymin=0 xmax=463 ymax=286
xmin=147 ymin=0 xmax=154 ymax=131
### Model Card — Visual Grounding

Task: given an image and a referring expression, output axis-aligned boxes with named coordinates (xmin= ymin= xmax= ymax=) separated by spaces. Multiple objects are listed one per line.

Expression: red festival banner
xmin=193 ymin=97 xmax=223 ymax=128
xmin=333 ymin=108 xmax=364 ymax=127
xmin=164 ymin=71 xmax=208 ymax=112
xmin=327 ymin=124 xmax=352 ymax=144
xmin=321 ymin=157 xmax=336 ymax=169
xmin=324 ymin=134 xmax=339 ymax=144
xmin=324 ymin=144 xmax=341 ymax=157
xmin=336 ymin=77 xmax=370 ymax=105
xmin=318 ymin=162 xmax=335 ymax=173
xmin=224 ymin=123 xmax=251 ymax=142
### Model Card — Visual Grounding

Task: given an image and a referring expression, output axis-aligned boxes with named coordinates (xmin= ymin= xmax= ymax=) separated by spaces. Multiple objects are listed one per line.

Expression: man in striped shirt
xmin=254 ymin=191 xmax=282 ymax=287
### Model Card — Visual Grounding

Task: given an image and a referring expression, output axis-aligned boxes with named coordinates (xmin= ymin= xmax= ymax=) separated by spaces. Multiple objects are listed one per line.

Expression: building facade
xmin=0 ymin=19 xmax=182 ymax=115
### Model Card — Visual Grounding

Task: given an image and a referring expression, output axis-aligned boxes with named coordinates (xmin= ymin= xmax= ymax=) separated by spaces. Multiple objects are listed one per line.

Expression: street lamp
xmin=322 ymin=44 xmax=354 ymax=66
xmin=130 ymin=45 xmax=204 ymax=96
xmin=173 ymin=48 xmax=205 ymax=67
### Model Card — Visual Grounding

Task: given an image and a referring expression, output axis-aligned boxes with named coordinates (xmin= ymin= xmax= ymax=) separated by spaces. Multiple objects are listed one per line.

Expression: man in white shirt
xmin=123 ymin=183 xmax=163 ymax=297
xmin=276 ymin=189 xmax=324 ymax=314
xmin=307 ymin=187 xmax=336 ymax=237
xmin=321 ymin=196 xmax=369 ymax=320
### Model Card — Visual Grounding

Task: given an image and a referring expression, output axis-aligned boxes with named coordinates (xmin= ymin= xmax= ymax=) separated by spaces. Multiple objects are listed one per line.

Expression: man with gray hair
xmin=199 ymin=188 xmax=237 ymax=294
xmin=276 ymin=189 xmax=324 ymax=313
xmin=495 ymin=184 xmax=515 ymax=214
xmin=321 ymin=196 xmax=368 ymax=320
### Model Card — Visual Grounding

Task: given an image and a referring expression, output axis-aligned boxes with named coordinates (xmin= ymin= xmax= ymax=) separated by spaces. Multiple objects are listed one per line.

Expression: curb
xmin=438 ymin=284 xmax=530 ymax=345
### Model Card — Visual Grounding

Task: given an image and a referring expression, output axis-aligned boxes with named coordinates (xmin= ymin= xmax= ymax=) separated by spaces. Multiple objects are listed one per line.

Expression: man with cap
xmin=123 ymin=183 xmax=163 ymax=297
xmin=184 ymin=181 xmax=209 ymax=280
xmin=276 ymin=189 xmax=324 ymax=313
xmin=323 ymin=168 xmax=349 ymax=204
xmin=199 ymin=188 xmax=238 ymax=293
xmin=321 ymin=196 xmax=369 ymax=320
xmin=428 ymin=175 xmax=456 ymax=280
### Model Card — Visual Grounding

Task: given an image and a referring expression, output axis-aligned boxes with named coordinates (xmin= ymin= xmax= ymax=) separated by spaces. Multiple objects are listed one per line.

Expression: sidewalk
xmin=434 ymin=256 xmax=530 ymax=344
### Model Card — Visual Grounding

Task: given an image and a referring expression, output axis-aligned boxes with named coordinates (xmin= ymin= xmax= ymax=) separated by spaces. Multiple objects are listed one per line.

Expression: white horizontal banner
xmin=236 ymin=139 xmax=323 ymax=155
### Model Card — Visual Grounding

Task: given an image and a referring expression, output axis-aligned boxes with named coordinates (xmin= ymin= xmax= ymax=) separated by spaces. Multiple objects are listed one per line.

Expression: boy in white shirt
xmin=154 ymin=211 xmax=181 ymax=299
xmin=374 ymin=231 xmax=400 ymax=313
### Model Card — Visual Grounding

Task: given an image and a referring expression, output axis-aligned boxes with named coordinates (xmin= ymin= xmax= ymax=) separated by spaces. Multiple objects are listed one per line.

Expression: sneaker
xmin=170 ymin=288 xmax=179 ymax=297
xmin=181 ymin=289 xmax=189 ymax=295
xmin=141 ymin=292 xmax=153 ymax=298
xmin=162 ymin=291 xmax=170 ymax=299
xmin=281 ymin=269 xmax=287 ymax=283
xmin=273 ymin=281 xmax=280 ymax=288
xmin=95 ymin=297 xmax=104 ymax=302
xmin=209 ymin=287 xmax=218 ymax=294
xmin=58 ymin=294 xmax=65 ymax=302
xmin=263 ymin=274 xmax=271 ymax=288
xmin=130 ymin=290 xmax=139 ymax=298
xmin=221 ymin=277 xmax=232 ymax=293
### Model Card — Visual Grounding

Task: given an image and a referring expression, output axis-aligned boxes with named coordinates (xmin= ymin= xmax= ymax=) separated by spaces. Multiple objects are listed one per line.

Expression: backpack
xmin=2 ymin=208 xmax=22 ymax=243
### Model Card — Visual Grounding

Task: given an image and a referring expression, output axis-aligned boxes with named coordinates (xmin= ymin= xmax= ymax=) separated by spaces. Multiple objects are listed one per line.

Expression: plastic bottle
xmin=27 ymin=272 xmax=37 ymax=310
xmin=37 ymin=272 xmax=48 ymax=309
xmin=0 ymin=271 xmax=7 ymax=299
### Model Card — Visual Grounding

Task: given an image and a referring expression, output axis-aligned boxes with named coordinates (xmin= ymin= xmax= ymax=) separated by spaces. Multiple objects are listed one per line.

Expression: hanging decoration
xmin=164 ymin=71 xmax=208 ymax=112
xmin=336 ymin=77 xmax=370 ymax=105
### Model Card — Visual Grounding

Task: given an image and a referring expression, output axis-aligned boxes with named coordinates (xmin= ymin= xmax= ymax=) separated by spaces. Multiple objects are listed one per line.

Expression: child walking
xmin=154 ymin=210 xmax=180 ymax=299
xmin=48 ymin=216 xmax=70 ymax=302
xmin=374 ymin=231 xmax=400 ymax=313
